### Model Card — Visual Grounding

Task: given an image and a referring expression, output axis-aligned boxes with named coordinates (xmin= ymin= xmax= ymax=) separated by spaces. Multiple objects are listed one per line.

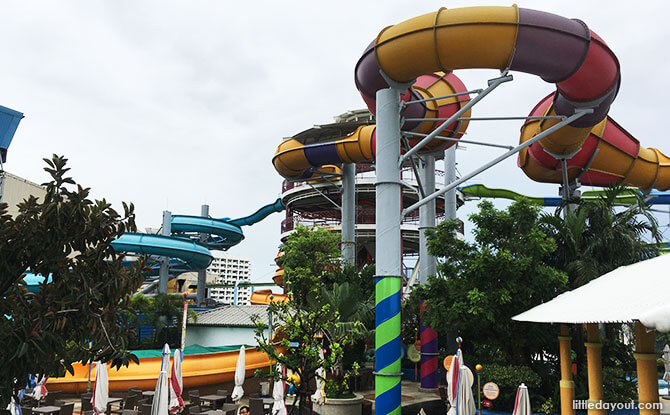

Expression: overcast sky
xmin=2 ymin=1 xmax=669 ymax=283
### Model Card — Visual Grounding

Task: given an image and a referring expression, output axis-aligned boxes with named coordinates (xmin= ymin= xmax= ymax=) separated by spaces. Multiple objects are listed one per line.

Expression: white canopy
xmin=513 ymin=253 xmax=670 ymax=329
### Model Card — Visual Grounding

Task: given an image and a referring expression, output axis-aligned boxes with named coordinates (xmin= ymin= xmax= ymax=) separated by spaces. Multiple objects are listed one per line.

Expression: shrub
xmin=479 ymin=364 xmax=541 ymax=410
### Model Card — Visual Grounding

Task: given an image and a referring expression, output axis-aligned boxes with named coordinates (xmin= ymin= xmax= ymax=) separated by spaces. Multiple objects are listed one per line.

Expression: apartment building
xmin=206 ymin=251 xmax=252 ymax=305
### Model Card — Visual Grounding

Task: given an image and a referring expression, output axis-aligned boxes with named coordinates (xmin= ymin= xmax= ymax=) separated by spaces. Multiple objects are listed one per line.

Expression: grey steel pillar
xmin=445 ymin=145 xmax=457 ymax=220
xmin=197 ymin=204 xmax=209 ymax=306
xmin=158 ymin=210 xmax=172 ymax=294
xmin=342 ymin=163 xmax=356 ymax=266
xmin=418 ymin=155 xmax=437 ymax=284
xmin=374 ymin=87 xmax=402 ymax=414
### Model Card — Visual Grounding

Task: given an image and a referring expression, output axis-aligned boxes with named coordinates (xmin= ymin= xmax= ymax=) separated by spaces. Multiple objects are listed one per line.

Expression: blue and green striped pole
xmin=375 ymin=86 xmax=403 ymax=415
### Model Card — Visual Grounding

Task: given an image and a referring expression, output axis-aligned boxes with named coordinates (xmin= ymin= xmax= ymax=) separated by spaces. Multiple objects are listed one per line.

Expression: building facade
xmin=206 ymin=251 xmax=252 ymax=305
xmin=0 ymin=170 xmax=46 ymax=217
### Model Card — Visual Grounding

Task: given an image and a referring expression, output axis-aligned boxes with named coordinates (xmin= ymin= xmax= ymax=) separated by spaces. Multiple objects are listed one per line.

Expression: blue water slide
xmin=228 ymin=198 xmax=285 ymax=227
xmin=111 ymin=233 xmax=213 ymax=269
xmin=170 ymin=215 xmax=245 ymax=250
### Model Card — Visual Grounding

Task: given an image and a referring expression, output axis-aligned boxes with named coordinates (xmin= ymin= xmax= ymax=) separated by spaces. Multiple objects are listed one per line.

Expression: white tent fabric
xmin=169 ymin=348 xmax=184 ymax=414
xmin=311 ymin=348 xmax=326 ymax=405
xmin=271 ymin=362 xmax=287 ymax=415
xmin=514 ymin=253 xmax=670 ymax=326
xmin=151 ymin=344 xmax=170 ymax=415
xmin=231 ymin=346 xmax=246 ymax=402
xmin=91 ymin=362 xmax=109 ymax=415
xmin=512 ymin=384 xmax=531 ymax=415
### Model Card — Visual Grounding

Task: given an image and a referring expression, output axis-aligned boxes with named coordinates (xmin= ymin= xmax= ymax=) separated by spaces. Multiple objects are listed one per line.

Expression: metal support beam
xmin=375 ymin=87 xmax=403 ymax=415
xmin=403 ymin=131 xmax=513 ymax=150
xmin=306 ymin=182 xmax=341 ymax=210
xmin=445 ymin=145 xmax=458 ymax=220
xmin=196 ymin=204 xmax=209 ymax=306
xmin=402 ymin=109 xmax=592 ymax=217
xmin=398 ymin=72 xmax=513 ymax=166
xmin=341 ymin=163 xmax=356 ymax=266
xmin=158 ymin=210 xmax=172 ymax=294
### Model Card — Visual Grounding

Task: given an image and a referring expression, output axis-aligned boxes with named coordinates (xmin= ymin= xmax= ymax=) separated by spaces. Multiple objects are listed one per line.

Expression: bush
xmin=602 ymin=367 xmax=637 ymax=403
xmin=479 ymin=364 xmax=541 ymax=410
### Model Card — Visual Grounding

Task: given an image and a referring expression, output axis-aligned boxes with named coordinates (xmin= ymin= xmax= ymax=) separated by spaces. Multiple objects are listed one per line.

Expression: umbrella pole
xmin=87 ymin=362 xmax=92 ymax=393
xmin=476 ymin=364 xmax=482 ymax=415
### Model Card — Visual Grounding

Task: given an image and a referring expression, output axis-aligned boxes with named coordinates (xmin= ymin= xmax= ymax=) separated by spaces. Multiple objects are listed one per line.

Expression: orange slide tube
xmin=47 ymin=347 xmax=272 ymax=393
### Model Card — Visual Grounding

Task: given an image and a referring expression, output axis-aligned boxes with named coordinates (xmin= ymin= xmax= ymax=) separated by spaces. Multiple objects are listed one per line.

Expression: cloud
xmin=1 ymin=0 xmax=669 ymax=281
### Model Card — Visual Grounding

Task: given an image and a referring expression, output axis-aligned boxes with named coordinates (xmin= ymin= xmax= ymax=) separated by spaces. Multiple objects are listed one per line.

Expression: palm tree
xmin=541 ymin=184 xmax=660 ymax=289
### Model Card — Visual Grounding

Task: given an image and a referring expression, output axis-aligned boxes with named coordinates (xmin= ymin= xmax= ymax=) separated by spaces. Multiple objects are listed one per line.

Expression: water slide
xmin=274 ymin=6 xmax=670 ymax=193
xmin=25 ymin=199 xmax=285 ymax=291
xmin=271 ymin=6 xmax=670 ymax=414
xmin=43 ymin=200 xmax=284 ymax=392
xmin=460 ymin=184 xmax=670 ymax=207
xmin=47 ymin=345 xmax=272 ymax=394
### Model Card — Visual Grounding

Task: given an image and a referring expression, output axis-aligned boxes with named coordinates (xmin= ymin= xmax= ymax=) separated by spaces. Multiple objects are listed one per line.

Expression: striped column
xmin=375 ymin=86 xmax=402 ymax=415
xmin=420 ymin=302 xmax=438 ymax=389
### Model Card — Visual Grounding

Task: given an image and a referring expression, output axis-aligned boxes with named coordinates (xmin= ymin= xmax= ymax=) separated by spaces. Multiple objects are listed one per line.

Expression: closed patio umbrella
xmin=91 ymin=362 xmax=109 ymax=415
xmin=231 ymin=346 xmax=246 ymax=402
xmin=663 ymin=345 xmax=670 ymax=383
xmin=512 ymin=384 xmax=531 ymax=415
xmin=272 ymin=361 xmax=287 ymax=415
xmin=151 ymin=344 xmax=170 ymax=415
xmin=169 ymin=348 xmax=184 ymax=414
xmin=447 ymin=349 xmax=462 ymax=415
xmin=311 ymin=349 xmax=326 ymax=405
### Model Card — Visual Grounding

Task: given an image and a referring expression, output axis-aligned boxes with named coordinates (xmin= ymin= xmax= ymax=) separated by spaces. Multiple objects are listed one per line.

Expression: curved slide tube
xmin=358 ymin=5 xmax=670 ymax=191
xmin=273 ymin=72 xmax=471 ymax=179
xmin=23 ymin=200 xmax=285 ymax=292
xmin=460 ymin=184 xmax=670 ymax=207
xmin=111 ymin=198 xmax=285 ymax=272
xmin=349 ymin=6 xmax=670 ymax=414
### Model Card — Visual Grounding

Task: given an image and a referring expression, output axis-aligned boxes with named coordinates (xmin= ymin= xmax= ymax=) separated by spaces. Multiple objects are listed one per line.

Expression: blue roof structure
xmin=0 ymin=105 xmax=24 ymax=163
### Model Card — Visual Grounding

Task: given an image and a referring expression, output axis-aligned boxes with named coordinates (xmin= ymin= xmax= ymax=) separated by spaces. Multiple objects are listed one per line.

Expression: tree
xmin=540 ymin=184 xmax=660 ymax=289
xmin=418 ymin=199 xmax=568 ymax=365
xmin=0 ymin=155 xmax=145 ymax=406
xmin=540 ymin=185 xmax=658 ymax=395
xmin=121 ymin=293 xmax=197 ymax=349
xmin=253 ymin=225 xmax=367 ymax=414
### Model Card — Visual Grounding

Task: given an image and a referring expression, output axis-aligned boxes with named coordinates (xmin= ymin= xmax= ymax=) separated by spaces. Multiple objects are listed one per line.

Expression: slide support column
xmin=342 ymin=163 xmax=356 ymax=267
xmin=158 ymin=210 xmax=172 ymax=294
xmin=197 ymin=204 xmax=209 ymax=306
xmin=419 ymin=154 xmax=438 ymax=390
xmin=375 ymin=87 xmax=403 ymax=415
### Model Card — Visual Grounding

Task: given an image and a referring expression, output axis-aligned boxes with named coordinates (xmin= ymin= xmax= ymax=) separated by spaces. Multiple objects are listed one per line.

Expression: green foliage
xmin=541 ymin=184 xmax=660 ymax=288
xmin=0 ymin=155 xmax=145 ymax=406
xmin=254 ymin=225 xmax=369 ymax=410
xmin=480 ymin=364 xmax=542 ymax=410
xmin=602 ymin=367 xmax=637 ymax=403
xmin=278 ymin=225 xmax=342 ymax=307
xmin=120 ymin=293 xmax=197 ymax=349
xmin=419 ymin=199 xmax=567 ymax=366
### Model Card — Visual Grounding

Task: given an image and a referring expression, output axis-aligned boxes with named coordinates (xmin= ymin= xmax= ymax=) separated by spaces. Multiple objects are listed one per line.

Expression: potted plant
xmin=253 ymin=226 xmax=371 ymax=415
